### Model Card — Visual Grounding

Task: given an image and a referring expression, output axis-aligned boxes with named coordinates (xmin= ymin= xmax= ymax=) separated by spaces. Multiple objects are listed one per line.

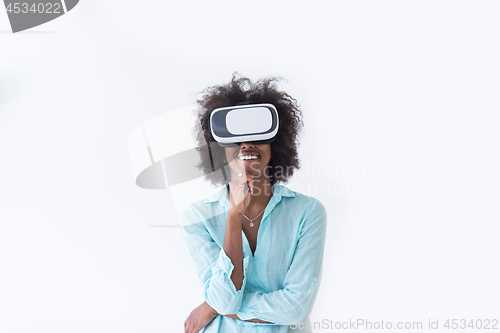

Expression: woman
xmin=180 ymin=74 xmax=327 ymax=333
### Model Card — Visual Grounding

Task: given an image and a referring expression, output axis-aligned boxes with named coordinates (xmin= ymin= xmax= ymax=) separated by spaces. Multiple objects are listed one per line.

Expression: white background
xmin=1 ymin=1 xmax=499 ymax=332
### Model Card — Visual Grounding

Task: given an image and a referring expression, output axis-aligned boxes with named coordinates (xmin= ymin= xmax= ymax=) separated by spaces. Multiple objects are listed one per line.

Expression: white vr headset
xmin=210 ymin=103 xmax=279 ymax=147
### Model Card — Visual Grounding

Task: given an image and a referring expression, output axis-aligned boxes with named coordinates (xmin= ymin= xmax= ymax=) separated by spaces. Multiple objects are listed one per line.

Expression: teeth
xmin=239 ymin=155 xmax=259 ymax=160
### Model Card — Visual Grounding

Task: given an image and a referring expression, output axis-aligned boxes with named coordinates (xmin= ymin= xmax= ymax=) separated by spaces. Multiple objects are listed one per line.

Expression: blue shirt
xmin=180 ymin=183 xmax=327 ymax=332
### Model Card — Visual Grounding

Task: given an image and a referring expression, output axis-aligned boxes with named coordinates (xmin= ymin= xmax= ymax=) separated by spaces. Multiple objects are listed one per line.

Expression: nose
xmin=239 ymin=141 xmax=255 ymax=148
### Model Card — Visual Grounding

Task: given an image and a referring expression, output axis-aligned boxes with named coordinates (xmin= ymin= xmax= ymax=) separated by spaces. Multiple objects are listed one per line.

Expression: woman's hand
xmin=184 ymin=301 xmax=218 ymax=333
xmin=228 ymin=171 xmax=254 ymax=216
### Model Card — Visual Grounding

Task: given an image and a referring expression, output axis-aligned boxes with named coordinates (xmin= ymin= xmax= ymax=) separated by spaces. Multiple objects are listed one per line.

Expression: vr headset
xmin=210 ymin=103 xmax=279 ymax=147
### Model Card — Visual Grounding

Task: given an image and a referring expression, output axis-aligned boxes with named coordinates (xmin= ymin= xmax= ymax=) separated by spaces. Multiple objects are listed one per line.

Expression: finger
xmin=186 ymin=321 xmax=194 ymax=333
xmin=242 ymin=182 xmax=251 ymax=200
xmin=247 ymin=177 xmax=254 ymax=194
xmin=230 ymin=176 xmax=246 ymax=190
xmin=230 ymin=180 xmax=248 ymax=198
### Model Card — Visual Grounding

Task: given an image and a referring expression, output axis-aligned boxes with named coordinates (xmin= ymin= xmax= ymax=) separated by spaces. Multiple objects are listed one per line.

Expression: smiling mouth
xmin=237 ymin=154 xmax=260 ymax=161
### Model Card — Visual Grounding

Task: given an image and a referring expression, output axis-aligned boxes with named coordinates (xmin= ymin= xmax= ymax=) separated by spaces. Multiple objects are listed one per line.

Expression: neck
xmin=249 ymin=175 xmax=273 ymax=208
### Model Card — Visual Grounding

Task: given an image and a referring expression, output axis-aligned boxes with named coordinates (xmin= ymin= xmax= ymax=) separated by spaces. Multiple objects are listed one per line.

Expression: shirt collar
xmin=204 ymin=183 xmax=296 ymax=207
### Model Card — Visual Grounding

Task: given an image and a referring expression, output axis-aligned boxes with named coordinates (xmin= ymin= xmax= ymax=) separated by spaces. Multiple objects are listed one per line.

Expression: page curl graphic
xmin=128 ymin=105 xmax=231 ymax=226
xmin=3 ymin=0 xmax=79 ymax=33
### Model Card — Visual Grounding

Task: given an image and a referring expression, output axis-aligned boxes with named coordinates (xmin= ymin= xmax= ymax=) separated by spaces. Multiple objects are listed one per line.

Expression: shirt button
xmin=313 ymin=278 xmax=317 ymax=283
xmin=245 ymin=268 xmax=248 ymax=271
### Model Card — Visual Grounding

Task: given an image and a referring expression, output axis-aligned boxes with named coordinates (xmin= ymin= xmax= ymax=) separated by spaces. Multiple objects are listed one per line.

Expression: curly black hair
xmin=193 ymin=73 xmax=304 ymax=187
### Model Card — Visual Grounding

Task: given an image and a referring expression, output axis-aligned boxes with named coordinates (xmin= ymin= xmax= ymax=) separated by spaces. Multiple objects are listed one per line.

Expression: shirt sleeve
xmin=235 ymin=199 xmax=327 ymax=325
xmin=180 ymin=206 xmax=250 ymax=315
